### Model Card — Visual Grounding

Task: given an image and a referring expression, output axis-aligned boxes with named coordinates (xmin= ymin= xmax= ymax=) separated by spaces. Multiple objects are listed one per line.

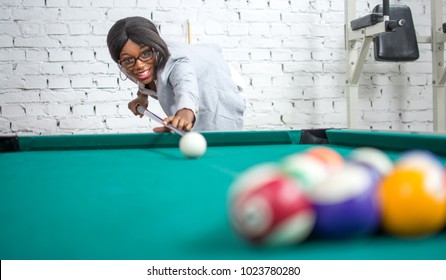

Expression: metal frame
xmin=430 ymin=0 xmax=446 ymax=132
xmin=345 ymin=0 xmax=446 ymax=132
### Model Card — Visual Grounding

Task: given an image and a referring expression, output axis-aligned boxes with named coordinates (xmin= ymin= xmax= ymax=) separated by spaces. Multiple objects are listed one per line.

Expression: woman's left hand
xmin=153 ymin=108 xmax=195 ymax=133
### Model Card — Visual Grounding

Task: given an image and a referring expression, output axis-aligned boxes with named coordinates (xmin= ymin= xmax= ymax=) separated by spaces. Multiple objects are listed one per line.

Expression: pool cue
xmin=187 ymin=19 xmax=191 ymax=44
xmin=136 ymin=105 xmax=185 ymax=136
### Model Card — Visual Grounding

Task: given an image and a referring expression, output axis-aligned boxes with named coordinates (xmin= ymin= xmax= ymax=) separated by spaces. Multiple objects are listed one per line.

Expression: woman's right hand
xmin=128 ymin=91 xmax=149 ymax=117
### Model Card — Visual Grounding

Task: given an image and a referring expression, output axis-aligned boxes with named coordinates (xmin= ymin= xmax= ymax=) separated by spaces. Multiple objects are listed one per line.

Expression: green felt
xmin=1 ymin=130 xmax=445 ymax=260
xmin=327 ymin=129 xmax=446 ymax=157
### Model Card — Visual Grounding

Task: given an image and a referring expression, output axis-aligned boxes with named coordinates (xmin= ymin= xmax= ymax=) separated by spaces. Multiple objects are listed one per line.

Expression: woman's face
xmin=119 ymin=39 xmax=157 ymax=84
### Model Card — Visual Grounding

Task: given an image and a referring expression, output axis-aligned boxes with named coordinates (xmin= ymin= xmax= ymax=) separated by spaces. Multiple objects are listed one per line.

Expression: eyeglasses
xmin=119 ymin=48 xmax=155 ymax=70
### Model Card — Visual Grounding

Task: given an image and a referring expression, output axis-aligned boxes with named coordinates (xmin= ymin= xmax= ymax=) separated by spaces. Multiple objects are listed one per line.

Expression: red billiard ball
xmin=228 ymin=163 xmax=315 ymax=246
xmin=310 ymin=162 xmax=381 ymax=238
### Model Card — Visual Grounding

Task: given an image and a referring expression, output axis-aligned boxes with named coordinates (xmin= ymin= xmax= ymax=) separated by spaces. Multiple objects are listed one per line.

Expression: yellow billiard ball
xmin=378 ymin=168 xmax=446 ymax=237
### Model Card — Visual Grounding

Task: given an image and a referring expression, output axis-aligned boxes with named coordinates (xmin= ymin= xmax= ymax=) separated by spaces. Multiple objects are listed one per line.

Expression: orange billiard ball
xmin=378 ymin=167 xmax=446 ymax=237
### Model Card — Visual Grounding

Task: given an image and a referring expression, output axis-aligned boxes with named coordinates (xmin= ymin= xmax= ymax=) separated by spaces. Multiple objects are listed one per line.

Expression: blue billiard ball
xmin=310 ymin=162 xmax=381 ymax=238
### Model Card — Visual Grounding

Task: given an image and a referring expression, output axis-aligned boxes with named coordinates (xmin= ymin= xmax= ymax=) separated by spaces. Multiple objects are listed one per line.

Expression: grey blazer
xmin=137 ymin=41 xmax=245 ymax=131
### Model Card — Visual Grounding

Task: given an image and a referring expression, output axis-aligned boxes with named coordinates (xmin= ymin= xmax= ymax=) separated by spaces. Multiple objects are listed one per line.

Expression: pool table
xmin=1 ymin=129 xmax=445 ymax=260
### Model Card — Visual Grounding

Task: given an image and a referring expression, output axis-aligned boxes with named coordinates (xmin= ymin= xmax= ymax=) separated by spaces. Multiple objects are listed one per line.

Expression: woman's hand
xmin=128 ymin=91 xmax=149 ymax=117
xmin=153 ymin=108 xmax=195 ymax=133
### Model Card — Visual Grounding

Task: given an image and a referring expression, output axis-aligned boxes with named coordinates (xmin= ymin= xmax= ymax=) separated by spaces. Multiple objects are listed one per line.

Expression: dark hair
xmin=107 ymin=16 xmax=170 ymax=70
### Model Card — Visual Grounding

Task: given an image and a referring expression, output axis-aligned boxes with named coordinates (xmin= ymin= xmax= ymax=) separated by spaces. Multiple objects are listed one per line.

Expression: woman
xmin=107 ymin=16 xmax=245 ymax=132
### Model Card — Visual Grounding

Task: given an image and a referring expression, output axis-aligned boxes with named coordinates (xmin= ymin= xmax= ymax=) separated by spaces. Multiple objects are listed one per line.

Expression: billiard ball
xmin=396 ymin=150 xmax=445 ymax=208
xmin=228 ymin=163 xmax=315 ymax=246
xmin=397 ymin=150 xmax=443 ymax=171
xmin=179 ymin=132 xmax=207 ymax=159
xmin=281 ymin=147 xmax=343 ymax=195
xmin=281 ymin=153 xmax=328 ymax=194
xmin=306 ymin=146 xmax=344 ymax=173
xmin=379 ymin=168 xmax=446 ymax=237
xmin=310 ymin=162 xmax=381 ymax=238
xmin=378 ymin=151 xmax=446 ymax=237
xmin=347 ymin=147 xmax=394 ymax=176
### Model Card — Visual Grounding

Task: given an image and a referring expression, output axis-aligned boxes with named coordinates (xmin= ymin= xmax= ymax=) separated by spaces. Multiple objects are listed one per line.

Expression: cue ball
xmin=179 ymin=132 xmax=207 ymax=158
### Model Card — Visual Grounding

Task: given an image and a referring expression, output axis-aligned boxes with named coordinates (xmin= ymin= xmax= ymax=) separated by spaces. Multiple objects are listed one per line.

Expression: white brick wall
xmin=0 ymin=0 xmax=443 ymax=135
